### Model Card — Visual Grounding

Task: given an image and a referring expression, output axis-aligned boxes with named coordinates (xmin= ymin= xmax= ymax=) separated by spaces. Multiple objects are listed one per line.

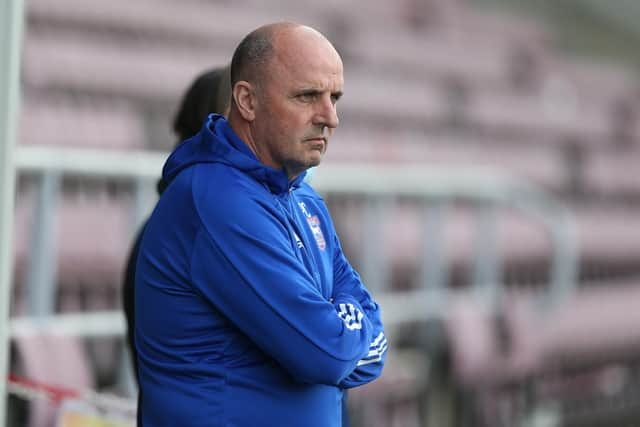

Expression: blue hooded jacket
xmin=135 ymin=115 xmax=387 ymax=426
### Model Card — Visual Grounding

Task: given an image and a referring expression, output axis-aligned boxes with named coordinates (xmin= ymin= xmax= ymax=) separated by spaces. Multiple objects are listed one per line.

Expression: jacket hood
xmin=161 ymin=114 xmax=306 ymax=194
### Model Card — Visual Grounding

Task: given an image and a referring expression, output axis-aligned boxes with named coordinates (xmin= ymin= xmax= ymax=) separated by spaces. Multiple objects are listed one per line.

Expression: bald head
xmin=230 ymin=23 xmax=339 ymax=92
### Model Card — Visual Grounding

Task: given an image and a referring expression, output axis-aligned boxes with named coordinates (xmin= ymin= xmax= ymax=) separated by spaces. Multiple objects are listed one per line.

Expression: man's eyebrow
xmin=293 ymin=88 xmax=343 ymax=100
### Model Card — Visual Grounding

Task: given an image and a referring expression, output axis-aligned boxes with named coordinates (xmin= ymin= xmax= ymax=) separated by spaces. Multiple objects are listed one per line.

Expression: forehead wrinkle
xmin=261 ymin=25 xmax=343 ymax=96
xmin=270 ymin=57 xmax=343 ymax=93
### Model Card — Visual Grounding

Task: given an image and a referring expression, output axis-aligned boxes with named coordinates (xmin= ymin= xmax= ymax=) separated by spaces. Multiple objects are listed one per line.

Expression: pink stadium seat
xmin=20 ymin=100 xmax=146 ymax=150
xmin=22 ymin=33 xmax=227 ymax=101
xmin=12 ymin=195 xmax=131 ymax=297
xmin=326 ymin=129 xmax=568 ymax=191
xmin=574 ymin=205 xmax=640 ymax=260
xmin=27 ymin=0 xmax=280 ymax=48
xmin=345 ymin=29 xmax=509 ymax=84
xmin=348 ymin=347 xmax=429 ymax=427
xmin=556 ymin=58 xmax=638 ymax=104
xmin=448 ymin=279 xmax=640 ymax=388
xmin=338 ymin=74 xmax=448 ymax=125
xmin=445 ymin=295 xmax=507 ymax=385
xmin=539 ymin=280 xmax=640 ymax=362
xmin=13 ymin=194 xmax=130 ymax=390
xmin=328 ymin=189 xmax=640 ymax=293
xmin=13 ymin=333 xmax=94 ymax=427
xmin=454 ymin=7 xmax=547 ymax=45
xmin=466 ymin=87 xmax=611 ymax=140
xmin=329 ymin=199 xmax=554 ymax=285
xmin=446 ymin=289 xmax=548 ymax=387
xmin=55 ymin=197 xmax=130 ymax=289
xmin=583 ymin=148 xmax=640 ymax=196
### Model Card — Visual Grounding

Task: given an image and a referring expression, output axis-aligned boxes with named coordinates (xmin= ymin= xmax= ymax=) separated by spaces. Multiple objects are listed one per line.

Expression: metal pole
xmin=360 ymin=196 xmax=391 ymax=295
xmin=419 ymin=200 xmax=449 ymax=294
xmin=472 ymin=201 xmax=501 ymax=310
xmin=26 ymin=172 xmax=61 ymax=317
xmin=0 ymin=0 xmax=25 ymax=425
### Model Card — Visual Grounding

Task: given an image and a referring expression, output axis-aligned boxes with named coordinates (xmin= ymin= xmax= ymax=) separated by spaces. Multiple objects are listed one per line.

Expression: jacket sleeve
xmin=191 ymin=186 xmax=373 ymax=386
xmin=331 ymin=234 xmax=388 ymax=389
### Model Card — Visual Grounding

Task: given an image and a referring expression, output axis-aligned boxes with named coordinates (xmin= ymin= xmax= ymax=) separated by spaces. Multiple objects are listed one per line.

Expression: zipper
xmin=277 ymin=188 xmax=322 ymax=289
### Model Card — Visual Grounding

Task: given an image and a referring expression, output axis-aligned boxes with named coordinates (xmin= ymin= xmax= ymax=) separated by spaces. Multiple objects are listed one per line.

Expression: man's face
xmin=251 ymin=29 xmax=344 ymax=179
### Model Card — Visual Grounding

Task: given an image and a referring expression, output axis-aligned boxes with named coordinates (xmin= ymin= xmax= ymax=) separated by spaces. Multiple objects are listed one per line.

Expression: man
xmin=135 ymin=22 xmax=387 ymax=426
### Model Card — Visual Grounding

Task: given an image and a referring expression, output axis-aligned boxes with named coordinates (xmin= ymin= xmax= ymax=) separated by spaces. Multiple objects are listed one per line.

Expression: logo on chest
xmin=298 ymin=202 xmax=326 ymax=251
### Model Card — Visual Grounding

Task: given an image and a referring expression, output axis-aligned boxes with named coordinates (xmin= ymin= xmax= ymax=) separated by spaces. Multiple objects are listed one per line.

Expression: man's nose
xmin=313 ymin=96 xmax=339 ymax=129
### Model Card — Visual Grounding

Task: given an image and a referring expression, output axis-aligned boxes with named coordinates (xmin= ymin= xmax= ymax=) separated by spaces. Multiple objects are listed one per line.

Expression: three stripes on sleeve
xmin=336 ymin=303 xmax=388 ymax=366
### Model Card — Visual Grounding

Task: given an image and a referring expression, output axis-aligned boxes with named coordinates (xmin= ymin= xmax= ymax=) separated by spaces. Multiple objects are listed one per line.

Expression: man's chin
xmin=308 ymin=156 xmax=323 ymax=169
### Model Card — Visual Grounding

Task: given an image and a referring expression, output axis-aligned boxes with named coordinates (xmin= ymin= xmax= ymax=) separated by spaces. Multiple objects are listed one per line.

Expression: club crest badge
xmin=306 ymin=215 xmax=326 ymax=251
xmin=298 ymin=202 xmax=326 ymax=251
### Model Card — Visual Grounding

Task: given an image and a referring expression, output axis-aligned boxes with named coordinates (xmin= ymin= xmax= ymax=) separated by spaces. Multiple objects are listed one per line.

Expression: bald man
xmin=135 ymin=23 xmax=387 ymax=426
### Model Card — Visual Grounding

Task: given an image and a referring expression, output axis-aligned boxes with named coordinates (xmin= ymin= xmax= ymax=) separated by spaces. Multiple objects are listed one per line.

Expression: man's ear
xmin=232 ymin=81 xmax=257 ymax=121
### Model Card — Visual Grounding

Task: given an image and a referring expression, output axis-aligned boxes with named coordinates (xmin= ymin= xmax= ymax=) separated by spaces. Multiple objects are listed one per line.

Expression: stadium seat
xmin=447 ymin=279 xmax=640 ymax=388
xmin=583 ymin=147 xmax=640 ymax=197
xmin=12 ymin=333 xmax=94 ymax=427
xmin=325 ymin=129 xmax=568 ymax=191
xmin=20 ymin=100 xmax=146 ymax=150
xmin=13 ymin=193 xmax=132 ymax=306
xmin=27 ymin=0 xmax=280 ymax=48
xmin=22 ymin=33 xmax=227 ymax=102
xmin=344 ymin=28 xmax=509 ymax=85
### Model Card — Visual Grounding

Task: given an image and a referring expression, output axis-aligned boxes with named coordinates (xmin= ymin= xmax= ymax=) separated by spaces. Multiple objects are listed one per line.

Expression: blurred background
xmin=3 ymin=0 xmax=640 ymax=426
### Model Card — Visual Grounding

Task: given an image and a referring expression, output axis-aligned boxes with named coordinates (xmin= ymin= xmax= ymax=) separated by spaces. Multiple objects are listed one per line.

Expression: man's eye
xmin=298 ymin=93 xmax=317 ymax=102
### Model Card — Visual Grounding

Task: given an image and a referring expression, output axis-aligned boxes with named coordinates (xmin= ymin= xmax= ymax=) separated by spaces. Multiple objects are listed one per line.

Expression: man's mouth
xmin=306 ymin=137 xmax=327 ymax=149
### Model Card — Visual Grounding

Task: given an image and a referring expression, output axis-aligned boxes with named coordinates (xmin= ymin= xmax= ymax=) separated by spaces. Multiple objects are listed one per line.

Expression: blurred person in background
xmin=134 ymin=22 xmax=386 ymax=426
xmin=121 ymin=65 xmax=231 ymax=422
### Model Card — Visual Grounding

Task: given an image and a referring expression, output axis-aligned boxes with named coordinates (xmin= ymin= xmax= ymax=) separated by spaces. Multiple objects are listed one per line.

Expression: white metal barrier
xmin=0 ymin=1 xmax=25 ymax=426
xmin=3 ymin=145 xmax=579 ymax=427
xmin=8 ymin=146 xmax=579 ymax=332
